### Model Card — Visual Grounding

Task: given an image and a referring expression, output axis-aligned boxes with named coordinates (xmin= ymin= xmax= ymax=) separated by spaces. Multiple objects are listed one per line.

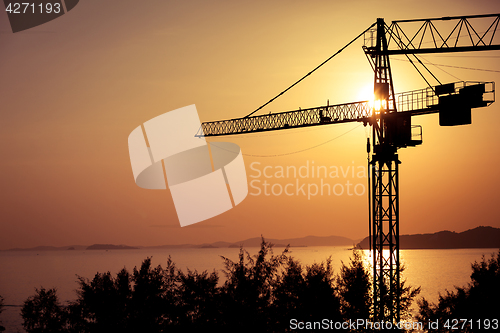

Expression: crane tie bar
xmin=245 ymin=22 xmax=377 ymax=118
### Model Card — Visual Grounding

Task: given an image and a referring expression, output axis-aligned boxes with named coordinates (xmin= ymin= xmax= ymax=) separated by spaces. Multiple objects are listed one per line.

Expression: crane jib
xmin=199 ymin=81 xmax=494 ymax=137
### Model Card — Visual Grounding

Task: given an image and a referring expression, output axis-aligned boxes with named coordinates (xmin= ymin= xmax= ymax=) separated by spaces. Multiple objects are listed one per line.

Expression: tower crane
xmin=197 ymin=14 xmax=500 ymax=323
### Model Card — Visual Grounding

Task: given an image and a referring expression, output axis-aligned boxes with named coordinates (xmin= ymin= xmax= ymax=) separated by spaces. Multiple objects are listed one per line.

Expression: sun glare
xmin=357 ymin=83 xmax=382 ymax=112
xmin=357 ymin=83 xmax=374 ymax=103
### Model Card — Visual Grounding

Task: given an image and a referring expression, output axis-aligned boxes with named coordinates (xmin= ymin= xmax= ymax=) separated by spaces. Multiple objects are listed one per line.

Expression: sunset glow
xmin=0 ymin=0 xmax=499 ymax=250
xmin=1 ymin=3 xmax=500 ymax=332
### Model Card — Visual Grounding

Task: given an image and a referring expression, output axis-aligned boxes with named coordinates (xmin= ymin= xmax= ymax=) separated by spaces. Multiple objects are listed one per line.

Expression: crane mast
xmin=364 ymin=14 xmax=499 ymax=322
xmin=367 ymin=18 xmax=402 ymax=323
xmin=198 ymin=14 xmax=499 ymax=324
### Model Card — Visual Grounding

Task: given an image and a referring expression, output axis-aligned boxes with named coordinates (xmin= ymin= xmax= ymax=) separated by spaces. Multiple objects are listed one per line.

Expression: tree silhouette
xmin=21 ymin=288 xmax=66 ymax=333
xmin=176 ymin=268 xmax=220 ymax=329
xmin=417 ymin=250 xmax=500 ymax=332
xmin=219 ymin=238 xmax=290 ymax=331
xmin=271 ymin=256 xmax=307 ymax=330
xmin=302 ymin=258 xmax=343 ymax=322
xmin=0 ymin=294 xmax=5 ymax=332
xmin=128 ymin=257 xmax=175 ymax=332
xmin=337 ymin=250 xmax=372 ymax=322
xmin=398 ymin=264 xmax=421 ymax=324
xmin=20 ymin=239 xmax=423 ymax=332
xmin=68 ymin=269 xmax=132 ymax=333
xmin=269 ymin=256 xmax=344 ymax=332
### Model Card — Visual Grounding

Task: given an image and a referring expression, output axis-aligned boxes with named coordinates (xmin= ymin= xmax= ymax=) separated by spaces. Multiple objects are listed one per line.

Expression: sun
xmin=356 ymin=83 xmax=375 ymax=103
xmin=357 ymin=83 xmax=383 ymax=112
xmin=356 ymin=83 xmax=386 ymax=112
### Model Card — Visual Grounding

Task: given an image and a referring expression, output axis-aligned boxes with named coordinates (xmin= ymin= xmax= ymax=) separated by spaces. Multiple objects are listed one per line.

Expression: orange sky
xmin=1 ymin=0 xmax=500 ymax=250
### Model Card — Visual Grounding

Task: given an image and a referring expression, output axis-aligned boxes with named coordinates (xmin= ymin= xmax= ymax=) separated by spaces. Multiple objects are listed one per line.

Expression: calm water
xmin=0 ymin=247 xmax=497 ymax=332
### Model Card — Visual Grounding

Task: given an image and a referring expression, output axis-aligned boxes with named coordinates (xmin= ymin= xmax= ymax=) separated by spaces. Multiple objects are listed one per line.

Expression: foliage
xmin=21 ymin=239 xmax=422 ymax=332
xmin=68 ymin=269 xmax=133 ymax=333
xmin=417 ymin=250 xmax=500 ymax=333
xmin=176 ymin=268 xmax=220 ymax=328
xmin=337 ymin=250 xmax=372 ymax=321
xmin=270 ymin=255 xmax=344 ymax=332
xmin=301 ymin=258 xmax=343 ymax=322
xmin=21 ymin=288 xmax=66 ymax=333
xmin=0 ymin=294 xmax=5 ymax=332
xmin=399 ymin=264 xmax=421 ymax=323
xmin=271 ymin=256 xmax=307 ymax=329
xmin=219 ymin=240 xmax=290 ymax=330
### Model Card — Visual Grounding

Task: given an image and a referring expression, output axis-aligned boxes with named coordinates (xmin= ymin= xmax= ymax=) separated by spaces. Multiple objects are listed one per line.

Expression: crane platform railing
xmin=397 ymin=81 xmax=495 ymax=114
xmin=198 ymin=81 xmax=494 ymax=137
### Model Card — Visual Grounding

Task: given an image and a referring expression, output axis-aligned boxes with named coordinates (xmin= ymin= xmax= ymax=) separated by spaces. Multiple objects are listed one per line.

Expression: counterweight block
xmin=438 ymin=83 xmax=486 ymax=126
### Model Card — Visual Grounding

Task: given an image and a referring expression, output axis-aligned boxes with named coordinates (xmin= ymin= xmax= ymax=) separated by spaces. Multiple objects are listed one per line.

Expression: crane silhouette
xmin=197 ymin=14 xmax=500 ymax=323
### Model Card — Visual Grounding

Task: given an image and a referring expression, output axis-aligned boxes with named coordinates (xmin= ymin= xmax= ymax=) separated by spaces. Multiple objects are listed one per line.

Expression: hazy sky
xmin=1 ymin=0 xmax=500 ymax=250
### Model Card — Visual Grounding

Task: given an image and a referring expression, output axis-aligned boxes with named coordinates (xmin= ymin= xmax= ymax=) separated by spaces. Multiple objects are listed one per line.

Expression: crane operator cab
xmin=384 ymin=113 xmax=423 ymax=148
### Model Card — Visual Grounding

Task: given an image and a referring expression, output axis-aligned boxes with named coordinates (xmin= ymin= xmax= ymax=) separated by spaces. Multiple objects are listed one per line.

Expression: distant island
xmin=356 ymin=226 xmax=500 ymax=249
xmin=86 ymin=244 xmax=139 ymax=250
xmin=4 ymin=226 xmax=500 ymax=251
xmin=3 ymin=235 xmax=356 ymax=251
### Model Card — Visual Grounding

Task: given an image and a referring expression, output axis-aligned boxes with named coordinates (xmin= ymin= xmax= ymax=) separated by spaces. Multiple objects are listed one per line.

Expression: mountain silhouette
xmin=356 ymin=226 xmax=500 ymax=249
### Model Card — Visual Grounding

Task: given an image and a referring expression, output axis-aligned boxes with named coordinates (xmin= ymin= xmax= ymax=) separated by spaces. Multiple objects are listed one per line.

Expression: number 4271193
xmin=5 ymin=2 xmax=62 ymax=14
xmin=443 ymin=319 xmax=499 ymax=330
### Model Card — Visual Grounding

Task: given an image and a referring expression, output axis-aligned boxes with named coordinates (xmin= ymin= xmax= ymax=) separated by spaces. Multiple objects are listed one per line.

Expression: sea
xmin=0 ymin=247 xmax=497 ymax=332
